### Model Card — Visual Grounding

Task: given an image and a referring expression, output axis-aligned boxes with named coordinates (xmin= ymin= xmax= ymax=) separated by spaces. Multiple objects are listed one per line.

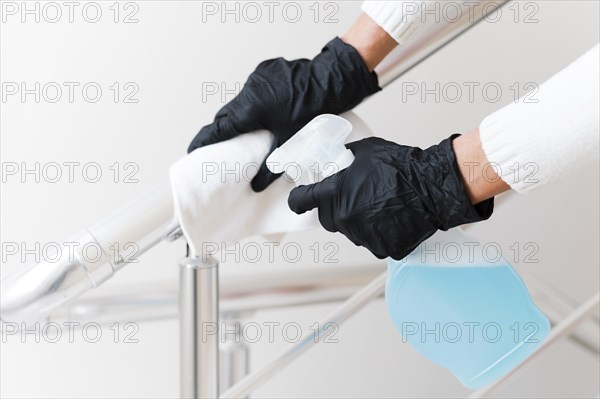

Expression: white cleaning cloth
xmin=170 ymin=112 xmax=372 ymax=255
xmin=170 ymin=131 xmax=317 ymax=255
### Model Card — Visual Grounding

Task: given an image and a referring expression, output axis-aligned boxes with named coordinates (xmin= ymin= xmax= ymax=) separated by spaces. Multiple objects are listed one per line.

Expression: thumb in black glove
xmin=288 ymin=136 xmax=494 ymax=260
xmin=187 ymin=37 xmax=381 ymax=192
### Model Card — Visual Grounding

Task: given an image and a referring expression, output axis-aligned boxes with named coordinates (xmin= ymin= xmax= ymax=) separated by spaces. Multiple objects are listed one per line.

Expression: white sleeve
xmin=361 ymin=1 xmax=439 ymax=44
xmin=480 ymin=44 xmax=599 ymax=193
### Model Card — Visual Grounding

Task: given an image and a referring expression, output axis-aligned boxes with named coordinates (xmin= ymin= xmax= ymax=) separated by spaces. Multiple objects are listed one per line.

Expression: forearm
xmin=341 ymin=13 xmax=397 ymax=71
xmin=341 ymin=11 xmax=508 ymax=205
xmin=452 ymin=129 xmax=510 ymax=205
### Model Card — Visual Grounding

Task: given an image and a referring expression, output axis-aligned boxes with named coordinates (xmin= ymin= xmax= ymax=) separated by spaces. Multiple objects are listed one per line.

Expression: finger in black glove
xmin=188 ymin=37 xmax=381 ymax=192
xmin=288 ymin=136 xmax=494 ymax=260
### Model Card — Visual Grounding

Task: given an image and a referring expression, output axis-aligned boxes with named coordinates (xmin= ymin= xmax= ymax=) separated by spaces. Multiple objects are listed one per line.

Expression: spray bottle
xmin=267 ymin=114 xmax=550 ymax=389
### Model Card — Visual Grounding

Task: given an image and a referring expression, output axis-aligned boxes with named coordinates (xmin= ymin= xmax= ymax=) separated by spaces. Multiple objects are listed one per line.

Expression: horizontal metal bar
xmin=32 ymin=262 xmax=597 ymax=357
xmin=44 ymin=285 xmax=380 ymax=327
xmin=37 ymin=263 xmax=385 ymax=325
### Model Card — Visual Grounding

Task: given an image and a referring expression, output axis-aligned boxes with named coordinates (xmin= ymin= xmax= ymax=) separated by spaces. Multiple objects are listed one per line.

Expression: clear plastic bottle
xmin=386 ymin=228 xmax=551 ymax=388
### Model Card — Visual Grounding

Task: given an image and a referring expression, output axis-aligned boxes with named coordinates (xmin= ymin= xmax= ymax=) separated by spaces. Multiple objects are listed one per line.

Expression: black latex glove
xmin=188 ymin=37 xmax=381 ymax=192
xmin=288 ymin=136 xmax=494 ymax=260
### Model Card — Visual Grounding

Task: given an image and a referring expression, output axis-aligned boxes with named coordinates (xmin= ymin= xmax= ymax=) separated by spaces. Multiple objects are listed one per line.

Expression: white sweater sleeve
xmin=480 ymin=44 xmax=599 ymax=193
xmin=361 ymin=1 xmax=441 ymax=44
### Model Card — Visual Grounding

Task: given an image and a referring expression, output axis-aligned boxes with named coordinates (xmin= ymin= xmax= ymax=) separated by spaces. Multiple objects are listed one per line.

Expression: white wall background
xmin=1 ymin=1 xmax=599 ymax=398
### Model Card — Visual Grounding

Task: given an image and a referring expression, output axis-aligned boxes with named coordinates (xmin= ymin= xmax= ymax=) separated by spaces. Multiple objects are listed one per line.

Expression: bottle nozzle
xmin=267 ymin=114 xmax=355 ymax=186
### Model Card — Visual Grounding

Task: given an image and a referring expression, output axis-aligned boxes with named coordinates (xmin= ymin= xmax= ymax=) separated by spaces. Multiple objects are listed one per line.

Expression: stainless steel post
xmin=179 ymin=254 xmax=220 ymax=399
xmin=219 ymin=313 xmax=250 ymax=394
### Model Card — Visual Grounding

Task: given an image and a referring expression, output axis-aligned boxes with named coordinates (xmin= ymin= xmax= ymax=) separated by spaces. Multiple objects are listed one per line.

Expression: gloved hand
xmin=188 ymin=37 xmax=381 ymax=192
xmin=288 ymin=136 xmax=495 ymax=260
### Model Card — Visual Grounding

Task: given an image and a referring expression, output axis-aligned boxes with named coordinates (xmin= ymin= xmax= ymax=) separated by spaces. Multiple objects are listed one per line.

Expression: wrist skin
xmin=340 ymin=13 xmax=397 ymax=71
xmin=340 ymin=13 xmax=507 ymax=204
xmin=452 ymin=129 xmax=510 ymax=204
